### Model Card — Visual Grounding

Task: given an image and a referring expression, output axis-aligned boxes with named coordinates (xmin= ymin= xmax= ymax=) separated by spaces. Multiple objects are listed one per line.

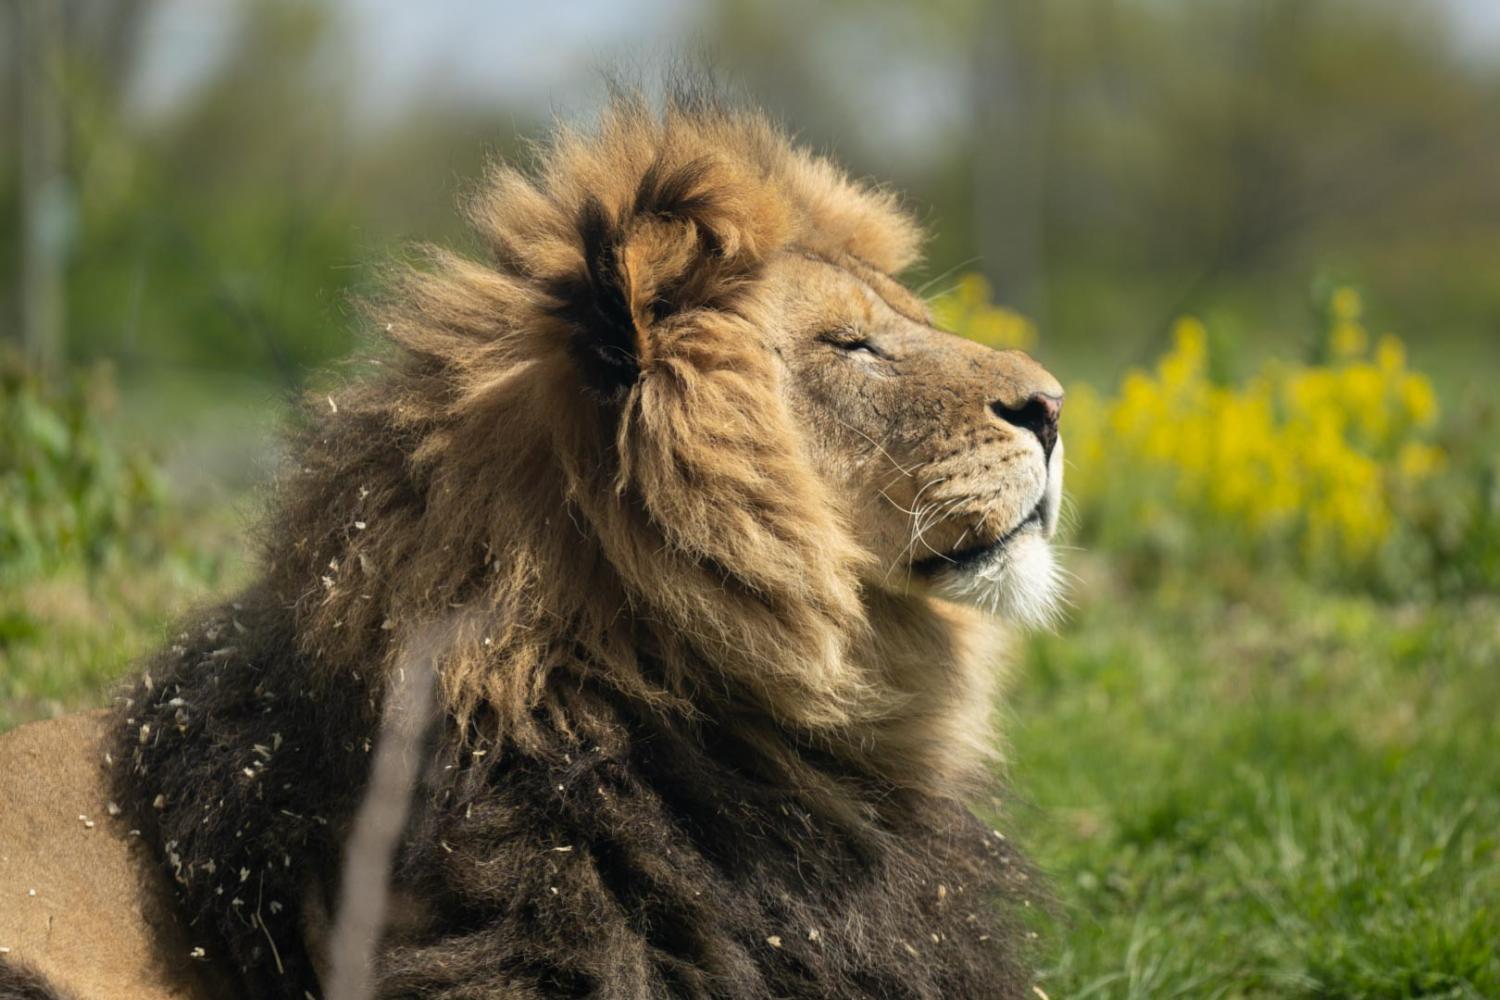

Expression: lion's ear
xmin=552 ymin=157 xmax=790 ymax=399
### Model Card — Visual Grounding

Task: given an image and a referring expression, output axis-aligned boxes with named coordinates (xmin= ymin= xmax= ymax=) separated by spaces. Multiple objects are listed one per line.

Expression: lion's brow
xmin=786 ymin=247 xmax=931 ymax=326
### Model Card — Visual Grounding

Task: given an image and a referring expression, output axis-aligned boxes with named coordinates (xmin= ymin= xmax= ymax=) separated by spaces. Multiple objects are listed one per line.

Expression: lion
xmin=0 ymin=712 xmax=237 ymax=1000
xmin=0 ymin=90 xmax=1066 ymax=999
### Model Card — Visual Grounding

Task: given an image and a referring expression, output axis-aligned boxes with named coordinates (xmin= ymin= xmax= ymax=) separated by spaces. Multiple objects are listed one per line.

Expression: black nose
xmin=992 ymin=392 xmax=1063 ymax=459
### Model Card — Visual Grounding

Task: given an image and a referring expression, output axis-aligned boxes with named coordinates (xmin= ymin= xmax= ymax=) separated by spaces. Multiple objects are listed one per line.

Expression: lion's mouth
xmin=910 ymin=497 xmax=1047 ymax=576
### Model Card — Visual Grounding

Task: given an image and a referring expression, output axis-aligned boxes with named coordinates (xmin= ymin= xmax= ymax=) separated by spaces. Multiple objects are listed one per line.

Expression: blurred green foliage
xmin=0 ymin=356 xmax=247 ymax=727
xmin=0 ymin=350 xmax=165 ymax=582
xmin=710 ymin=0 xmax=1500 ymax=389
xmin=1 ymin=1 xmax=524 ymax=380
xmin=2 ymin=0 xmax=1497 ymax=392
xmin=0 ymin=352 xmax=250 ymax=729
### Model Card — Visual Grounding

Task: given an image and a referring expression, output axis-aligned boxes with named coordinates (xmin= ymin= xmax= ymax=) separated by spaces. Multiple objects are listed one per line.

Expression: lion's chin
xmin=929 ymin=528 xmax=1063 ymax=629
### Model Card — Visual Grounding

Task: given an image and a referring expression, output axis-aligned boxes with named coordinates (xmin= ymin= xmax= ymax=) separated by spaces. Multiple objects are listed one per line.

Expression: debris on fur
xmin=112 ymin=585 xmax=1041 ymax=998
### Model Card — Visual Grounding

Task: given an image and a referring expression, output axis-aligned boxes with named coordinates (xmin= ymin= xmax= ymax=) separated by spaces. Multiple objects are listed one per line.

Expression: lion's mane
xmin=111 ymin=91 xmax=1037 ymax=999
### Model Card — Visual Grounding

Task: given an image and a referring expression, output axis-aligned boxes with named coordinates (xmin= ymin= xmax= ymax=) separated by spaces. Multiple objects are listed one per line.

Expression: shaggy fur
xmin=0 ymin=959 xmax=74 ymax=1000
xmin=110 ymin=91 xmax=1057 ymax=998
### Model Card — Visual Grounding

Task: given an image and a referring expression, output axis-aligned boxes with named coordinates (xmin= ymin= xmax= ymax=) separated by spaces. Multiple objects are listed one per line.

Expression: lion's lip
xmin=910 ymin=498 xmax=1047 ymax=575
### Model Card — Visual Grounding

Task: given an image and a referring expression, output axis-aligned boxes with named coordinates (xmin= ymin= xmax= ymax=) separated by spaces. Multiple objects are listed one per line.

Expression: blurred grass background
xmin=2 ymin=1 xmax=1497 ymax=995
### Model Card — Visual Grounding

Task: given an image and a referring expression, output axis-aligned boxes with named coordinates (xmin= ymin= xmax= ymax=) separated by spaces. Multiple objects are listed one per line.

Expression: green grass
xmin=0 ymin=365 xmax=258 ymax=729
xmin=1011 ymin=562 xmax=1500 ymax=998
xmin=2 ymin=389 xmax=1495 ymax=997
xmin=6 ymin=532 xmax=1492 ymax=996
xmin=0 ymin=510 xmax=248 ymax=731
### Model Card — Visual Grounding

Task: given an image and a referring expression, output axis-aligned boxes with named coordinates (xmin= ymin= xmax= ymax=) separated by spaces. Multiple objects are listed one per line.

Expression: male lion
xmin=0 ymin=92 xmax=1065 ymax=999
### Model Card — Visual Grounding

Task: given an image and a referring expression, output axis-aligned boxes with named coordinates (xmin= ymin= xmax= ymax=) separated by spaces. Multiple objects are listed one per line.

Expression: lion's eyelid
xmin=816 ymin=329 xmax=889 ymax=359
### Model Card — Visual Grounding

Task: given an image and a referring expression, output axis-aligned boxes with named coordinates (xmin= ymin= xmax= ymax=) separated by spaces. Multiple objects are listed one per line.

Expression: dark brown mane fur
xmin=109 ymin=91 xmax=1040 ymax=999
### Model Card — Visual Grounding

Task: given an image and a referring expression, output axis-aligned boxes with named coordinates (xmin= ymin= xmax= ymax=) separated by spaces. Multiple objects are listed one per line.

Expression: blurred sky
xmin=130 ymin=0 xmax=1500 ymax=150
xmin=130 ymin=0 xmax=701 ymax=126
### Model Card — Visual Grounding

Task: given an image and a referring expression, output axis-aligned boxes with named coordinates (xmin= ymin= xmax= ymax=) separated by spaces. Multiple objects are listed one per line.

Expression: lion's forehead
xmin=772 ymin=250 xmax=931 ymax=326
xmin=765 ymin=258 xmax=1037 ymax=417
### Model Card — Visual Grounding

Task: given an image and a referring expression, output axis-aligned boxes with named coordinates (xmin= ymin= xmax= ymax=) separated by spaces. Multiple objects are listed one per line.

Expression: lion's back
xmin=0 ymin=712 xmax=231 ymax=1000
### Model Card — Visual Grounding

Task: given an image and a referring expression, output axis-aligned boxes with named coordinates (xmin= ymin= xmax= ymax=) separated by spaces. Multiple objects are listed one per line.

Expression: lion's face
xmin=768 ymin=252 xmax=1065 ymax=627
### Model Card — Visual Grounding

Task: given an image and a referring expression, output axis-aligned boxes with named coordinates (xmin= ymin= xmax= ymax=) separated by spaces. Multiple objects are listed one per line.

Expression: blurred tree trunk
xmin=17 ymin=0 xmax=66 ymax=375
xmin=71 ymin=0 xmax=152 ymax=96
xmin=971 ymin=0 xmax=1049 ymax=328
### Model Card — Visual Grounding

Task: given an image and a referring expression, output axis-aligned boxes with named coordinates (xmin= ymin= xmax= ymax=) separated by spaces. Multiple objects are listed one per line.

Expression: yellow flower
xmin=1157 ymin=317 xmax=1207 ymax=391
xmin=1398 ymin=373 xmax=1439 ymax=428
xmin=1331 ymin=286 xmax=1363 ymax=323
xmin=1171 ymin=316 xmax=1208 ymax=363
xmin=940 ymin=275 xmax=1446 ymax=578
xmin=1330 ymin=321 xmax=1368 ymax=361
xmin=1375 ymin=334 xmax=1406 ymax=375
xmin=1397 ymin=442 xmax=1445 ymax=481
xmin=954 ymin=273 xmax=989 ymax=308
xmin=933 ymin=273 xmax=1036 ymax=350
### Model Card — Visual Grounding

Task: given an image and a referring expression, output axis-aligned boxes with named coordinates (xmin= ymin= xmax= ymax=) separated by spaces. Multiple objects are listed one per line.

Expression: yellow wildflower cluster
xmin=932 ymin=274 xmax=1037 ymax=351
xmin=1063 ymin=288 xmax=1444 ymax=566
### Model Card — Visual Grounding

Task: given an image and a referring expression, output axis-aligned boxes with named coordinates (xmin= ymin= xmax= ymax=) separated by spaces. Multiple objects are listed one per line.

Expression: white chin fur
xmin=932 ymin=531 xmax=1063 ymax=629
xmin=935 ymin=441 xmax=1066 ymax=629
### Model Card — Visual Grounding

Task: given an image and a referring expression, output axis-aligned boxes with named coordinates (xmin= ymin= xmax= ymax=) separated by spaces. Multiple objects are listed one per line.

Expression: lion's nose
xmin=991 ymin=391 xmax=1063 ymax=459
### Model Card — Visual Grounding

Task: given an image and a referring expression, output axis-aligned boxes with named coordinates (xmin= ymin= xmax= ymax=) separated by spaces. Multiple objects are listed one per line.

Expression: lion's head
xmin=271 ymin=92 xmax=1064 ymax=792
xmin=768 ymin=251 xmax=1065 ymax=625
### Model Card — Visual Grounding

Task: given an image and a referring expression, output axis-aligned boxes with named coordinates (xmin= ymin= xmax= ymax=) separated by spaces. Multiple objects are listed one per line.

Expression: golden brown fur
xmin=8 ymin=90 xmax=1068 ymax=999
xmin=269 ymin=91 xmax=1063 ymax=792
xmin=0 ymin=714 xmax=231 ymax=1000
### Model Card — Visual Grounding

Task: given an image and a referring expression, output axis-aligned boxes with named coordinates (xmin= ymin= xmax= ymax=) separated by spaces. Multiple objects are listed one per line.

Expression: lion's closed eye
xmin=818 ymin=330 xmax=890 ymax=360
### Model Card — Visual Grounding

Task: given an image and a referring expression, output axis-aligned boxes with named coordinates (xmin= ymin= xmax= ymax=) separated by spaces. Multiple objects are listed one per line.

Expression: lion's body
xmin=103 ymin=588 xmax=1036 ymax=998
xmin=8 ymin=91 xmax=1067 ymax=998
xmin=0 ymin=714 xmax=230 ymax=1000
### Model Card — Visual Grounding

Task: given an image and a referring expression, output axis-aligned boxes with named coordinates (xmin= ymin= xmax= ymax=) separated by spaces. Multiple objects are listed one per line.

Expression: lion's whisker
xmin=913 ymin=256 xmax=983 ymax=298
xmin=832 ymin=415 xmax=915 ymax=478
